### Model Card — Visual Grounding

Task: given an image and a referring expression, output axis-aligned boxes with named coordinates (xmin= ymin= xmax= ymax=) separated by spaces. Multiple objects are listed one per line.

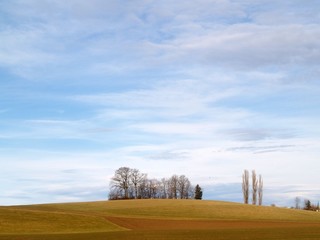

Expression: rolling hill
xmin=1 ymin=199 xmax=320 ymax=239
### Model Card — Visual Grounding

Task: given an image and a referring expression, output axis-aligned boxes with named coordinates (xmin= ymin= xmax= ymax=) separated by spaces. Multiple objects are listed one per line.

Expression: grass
xmin=0 ymin=206 xmax=124 ymax=234
xmin=1 ymin=199 xmax=320 ymax=239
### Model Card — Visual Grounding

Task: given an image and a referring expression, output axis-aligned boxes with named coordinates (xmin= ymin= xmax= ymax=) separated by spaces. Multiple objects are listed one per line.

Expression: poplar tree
xmin=258 ymin=174 xmax=263 ymax=206
xmin=252 ymin=170 xmax=258 ymax=205
xmin=242 ymin=170 xmax=249 ymax=204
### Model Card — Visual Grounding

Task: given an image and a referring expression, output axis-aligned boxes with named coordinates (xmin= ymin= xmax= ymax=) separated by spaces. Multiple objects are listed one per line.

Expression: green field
xmin=1 ymin=199 xmax=320 ymax=239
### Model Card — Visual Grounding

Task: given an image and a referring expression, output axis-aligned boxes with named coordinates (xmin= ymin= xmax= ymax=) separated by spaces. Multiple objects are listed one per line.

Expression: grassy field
xmin=1 ymin=199 xmax=320 ymax=239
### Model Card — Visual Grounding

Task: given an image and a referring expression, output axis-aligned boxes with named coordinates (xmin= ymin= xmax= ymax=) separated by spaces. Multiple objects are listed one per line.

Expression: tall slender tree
xmin=242 ymin=169 xmax=249 ymax=204
xmin=258 ymin=174 xmax=263 ymax=206
xmin=295 ymin=197 xmax=301 ymax=209
xmin=252 ymin=170 xmax=258 ymax=205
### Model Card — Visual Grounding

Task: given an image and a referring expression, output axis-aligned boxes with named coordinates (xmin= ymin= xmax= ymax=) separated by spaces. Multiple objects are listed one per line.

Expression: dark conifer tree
xmin=194 ymin=184 xmax=203 ymax=200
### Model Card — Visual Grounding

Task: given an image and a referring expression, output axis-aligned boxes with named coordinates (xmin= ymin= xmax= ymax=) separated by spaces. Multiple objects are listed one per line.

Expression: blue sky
xmin=1 ymin=0 xmax=320 ymax=206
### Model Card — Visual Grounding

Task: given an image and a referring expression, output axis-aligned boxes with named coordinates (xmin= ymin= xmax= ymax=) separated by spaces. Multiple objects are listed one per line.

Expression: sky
xmin=0 ymin=0 xmax=320 ymax=207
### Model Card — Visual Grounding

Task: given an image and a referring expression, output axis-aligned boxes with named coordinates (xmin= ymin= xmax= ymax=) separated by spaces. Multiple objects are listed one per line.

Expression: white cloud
xmin=0 ymin=0 xmax=319 ymax=206
xmin=155 ymin=24 xmax=320 ymax=69
xmin=1 ymin=0 xmax=319 ymax=80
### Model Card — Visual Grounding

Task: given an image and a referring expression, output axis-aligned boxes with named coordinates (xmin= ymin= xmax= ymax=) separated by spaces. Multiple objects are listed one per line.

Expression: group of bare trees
xmin=109 ymin=167 xmax=196 ymax=200
xmin=242 ymin=170 xmax=263 ymax=205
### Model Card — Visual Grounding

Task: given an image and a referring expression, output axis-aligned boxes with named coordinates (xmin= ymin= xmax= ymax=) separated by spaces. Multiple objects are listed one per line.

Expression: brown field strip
xmin=106 ymin=216 xmax=320 ymax=231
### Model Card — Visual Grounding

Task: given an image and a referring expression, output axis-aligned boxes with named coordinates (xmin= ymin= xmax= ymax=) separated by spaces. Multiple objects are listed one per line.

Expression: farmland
xmin=1 ymin=199 xmax=320 ymax=239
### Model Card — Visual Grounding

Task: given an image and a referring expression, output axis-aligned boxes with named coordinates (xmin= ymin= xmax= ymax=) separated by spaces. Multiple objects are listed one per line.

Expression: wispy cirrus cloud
xmin=1 ymin=0 xmax=319 ymax=79
xmin=0 ymin=0 xmax=319 ymax=206
xmin=222 ymin=128 xmax=296 ymax=142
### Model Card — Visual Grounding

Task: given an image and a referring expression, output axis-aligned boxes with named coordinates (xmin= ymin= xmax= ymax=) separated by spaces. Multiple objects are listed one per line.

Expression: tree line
xmin=294 ymin=197 xmax=319 ymax=211
xmin=242 ymin=169 xmax=263 ymax=205
xmin=109 ymin=167 xmax=202 ymax=200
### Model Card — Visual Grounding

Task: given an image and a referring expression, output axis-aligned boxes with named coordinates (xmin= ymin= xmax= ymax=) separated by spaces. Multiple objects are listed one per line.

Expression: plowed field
xmin=106 ymin=216 xmax=320 ymax=230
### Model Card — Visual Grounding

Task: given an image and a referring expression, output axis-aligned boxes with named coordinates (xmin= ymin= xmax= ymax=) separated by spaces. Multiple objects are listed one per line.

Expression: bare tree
xmin=168 ymin=175 xmax=179 ymax=199
xmin=252 ymin=170 xmax=258 ymax=205
xmin=295 ymin=197 xmax=301 ymax=209
xmin=185 ymin=180 xmax=193 ymax=199
xmin=108 ymin=187 xmax=122 ymax=200
xmin=146 ymin=178 xmax=160 ymax=199
xmin=130 ymin=168 xmax=146 ymax=199
xmin=138 ymin=177 xmax=148 ymax=199
xmin=109 ymin=167 xmax=196 ymax=200
xmin=242 ymin=170 xmax=249 ymax=204
xmin=159 ymin=178 xmax=169 ymax=199
xmin=110 ymin=167 xmax=131 ymax=199
xmin=178 ymin=175 xmax=191 ymax=199
xmin=258 ymin=174 xmax=263 ymax=206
